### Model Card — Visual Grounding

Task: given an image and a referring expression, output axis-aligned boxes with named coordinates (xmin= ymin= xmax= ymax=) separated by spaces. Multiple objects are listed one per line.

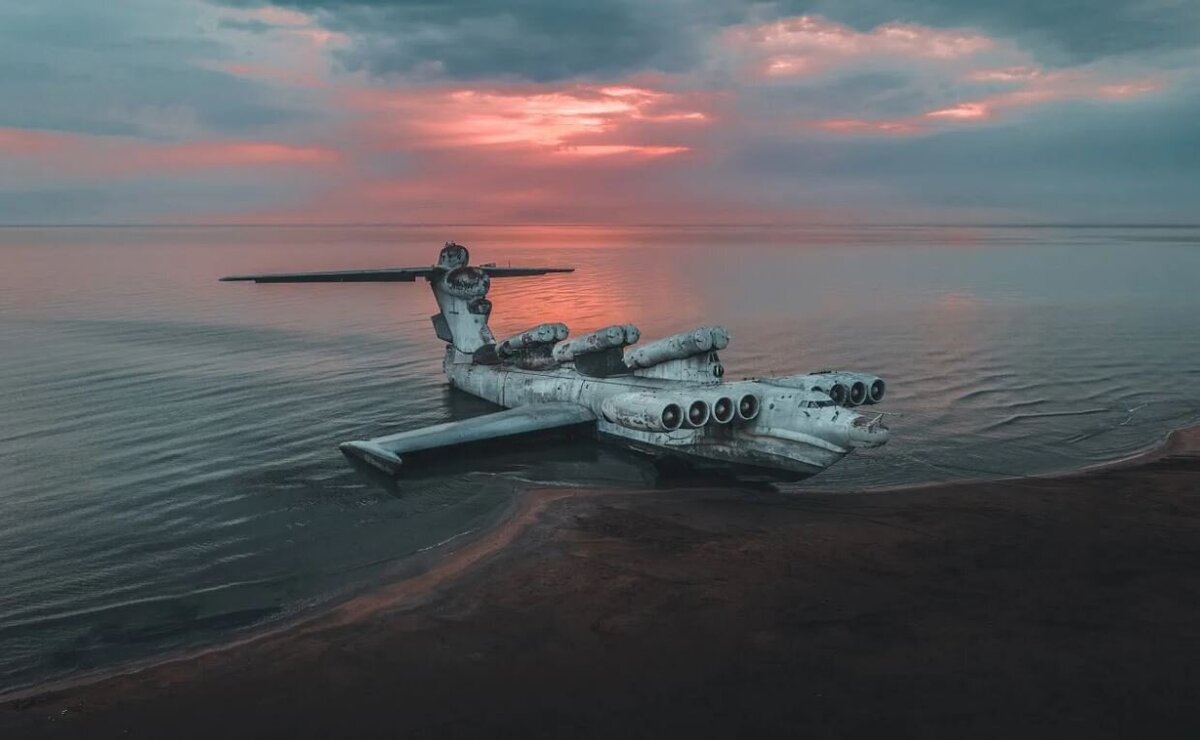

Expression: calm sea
xmin=2 ymin=224 xmax=1198 ymax=692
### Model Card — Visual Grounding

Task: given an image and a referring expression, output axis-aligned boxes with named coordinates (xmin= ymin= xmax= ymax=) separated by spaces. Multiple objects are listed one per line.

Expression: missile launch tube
xmin=625 ymin=326 xmax=729 ymax=369
xmin=497 ymin=322 xmax=568 ymax=358
xmin=553 ymin=324 xmax=638 ymax=363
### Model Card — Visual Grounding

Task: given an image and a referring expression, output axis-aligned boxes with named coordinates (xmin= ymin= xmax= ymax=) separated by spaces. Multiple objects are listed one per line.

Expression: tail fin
xmin=222 ymin=241 xmax=573 ymax=358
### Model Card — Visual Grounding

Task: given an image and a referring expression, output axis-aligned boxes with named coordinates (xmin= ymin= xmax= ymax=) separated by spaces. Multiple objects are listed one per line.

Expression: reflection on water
xmin=1 ymin=224 xmax=1199 ymax=692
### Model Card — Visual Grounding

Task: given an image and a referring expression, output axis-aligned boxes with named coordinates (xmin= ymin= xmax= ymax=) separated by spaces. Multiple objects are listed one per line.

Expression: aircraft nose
xmin=847 ymin=413 xmax=890 ymax=447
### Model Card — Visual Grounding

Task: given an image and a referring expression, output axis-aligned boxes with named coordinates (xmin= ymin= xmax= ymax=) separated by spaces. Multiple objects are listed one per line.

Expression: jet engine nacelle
xmin=600 ymin=392 xmax=684 ymax=433
xmin=810 ymin=371 xmax=886 ymax=406
xmin=553 ymin=324 xmax=639 ymax=363
xmin=625 ymin=326 xmax=730 ymax=369
xmin=497 ymin=322 xmax=569 ymax=358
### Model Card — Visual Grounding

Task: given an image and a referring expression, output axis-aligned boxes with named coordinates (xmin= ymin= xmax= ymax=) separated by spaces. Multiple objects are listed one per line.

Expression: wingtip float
xmin=223 ymin=242 xmax=889 ymax=482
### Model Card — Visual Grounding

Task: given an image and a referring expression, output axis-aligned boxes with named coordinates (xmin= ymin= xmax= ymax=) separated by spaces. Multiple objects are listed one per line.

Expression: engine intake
xmin=600 ymin=393 xmax=684 ymax=433
xmin=705 ymin=394 xmax=736 ymax=424
xmin=736 ymin=392 xmax=760 ymax=421
xmin=682 ymin=399 xmax=710 ymax=428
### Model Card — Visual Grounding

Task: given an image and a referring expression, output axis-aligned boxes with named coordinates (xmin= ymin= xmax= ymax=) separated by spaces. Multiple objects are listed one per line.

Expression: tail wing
xmin=220 ymin=266 xmax=572 ymax=283
xmin=481 ymin=266 xmax=574 ymax=278
xmin=340 ymin=402 xmax=596 ymax=474
xmin=220 ymin=268 xmax=434 ymax=283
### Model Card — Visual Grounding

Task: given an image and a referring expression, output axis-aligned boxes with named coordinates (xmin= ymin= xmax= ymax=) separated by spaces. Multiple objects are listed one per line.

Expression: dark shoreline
xmin=4 ymin=429 xmax=1199 ymax=738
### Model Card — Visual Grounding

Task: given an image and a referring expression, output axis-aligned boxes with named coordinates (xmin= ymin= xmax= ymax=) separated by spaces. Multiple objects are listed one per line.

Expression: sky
xmin=0 ymin=0 xmax=1197 ymax=225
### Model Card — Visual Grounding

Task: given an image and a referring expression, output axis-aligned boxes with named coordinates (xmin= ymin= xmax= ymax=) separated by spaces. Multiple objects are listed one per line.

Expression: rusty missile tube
xmin=552 ymin=324 xmax=639 ymax=363
xmin=624 ymin=326 xmax=730 ymax=369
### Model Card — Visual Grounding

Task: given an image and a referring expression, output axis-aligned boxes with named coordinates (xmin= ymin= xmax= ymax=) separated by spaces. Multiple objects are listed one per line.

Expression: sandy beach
xmin=3 ymin=428 xmax=1199 ymax=738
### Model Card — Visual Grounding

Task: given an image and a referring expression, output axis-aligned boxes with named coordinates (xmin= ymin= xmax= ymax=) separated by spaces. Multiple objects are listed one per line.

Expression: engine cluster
xmin=600 ymin=388 xmax=759 ymax=433
xmin=763 ymin=372 xmax=886 ymax=407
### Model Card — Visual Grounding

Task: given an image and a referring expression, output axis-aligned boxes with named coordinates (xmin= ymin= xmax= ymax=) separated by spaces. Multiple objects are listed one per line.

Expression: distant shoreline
xmin=3 ymin=425 xmax=1199 ymax=737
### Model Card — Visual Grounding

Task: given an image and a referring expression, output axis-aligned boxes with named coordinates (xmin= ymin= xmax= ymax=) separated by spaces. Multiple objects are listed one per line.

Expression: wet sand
xmin=4 ymin=429 xmax=1200 ymax=738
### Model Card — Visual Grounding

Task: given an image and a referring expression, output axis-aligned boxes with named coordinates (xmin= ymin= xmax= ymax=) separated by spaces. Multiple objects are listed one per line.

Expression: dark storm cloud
xmin=212 ymin=0 xmax=1199 ymax=82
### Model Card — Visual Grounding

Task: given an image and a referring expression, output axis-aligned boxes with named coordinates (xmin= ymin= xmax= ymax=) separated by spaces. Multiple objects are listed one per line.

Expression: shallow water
xmin=1 ymin=224 xmax=1198 ymax=691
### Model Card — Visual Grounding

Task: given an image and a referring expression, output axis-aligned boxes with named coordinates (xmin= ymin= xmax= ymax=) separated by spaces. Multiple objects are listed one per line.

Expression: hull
xmin=445 ymin=357 xmax=851 ymax=480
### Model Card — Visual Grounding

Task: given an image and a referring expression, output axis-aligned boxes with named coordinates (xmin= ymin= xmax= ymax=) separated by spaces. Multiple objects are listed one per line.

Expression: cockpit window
xmin=803 ymin=399 xmax=834 ymax=408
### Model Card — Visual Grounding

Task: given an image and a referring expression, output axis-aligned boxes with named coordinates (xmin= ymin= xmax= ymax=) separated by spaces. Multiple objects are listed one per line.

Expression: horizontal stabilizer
xmin=482 ymin=266 xmax=574 ymax=278
xmin=221 ymin=265 xmax=572 ymax=283
xmin=339 ymin=402 xmax=596 ymax=474
xmin=220 ymin=267 xmax=434 ymax=283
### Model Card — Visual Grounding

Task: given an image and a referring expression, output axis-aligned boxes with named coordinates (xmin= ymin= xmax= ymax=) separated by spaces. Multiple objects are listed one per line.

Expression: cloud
xmin=805 ymin=66 xmax=1167 ymax=136
xmin=3 ymin=1 xmax=1199 ymax=223
xmin=710 ymin=14 xmax=1172 ymax=137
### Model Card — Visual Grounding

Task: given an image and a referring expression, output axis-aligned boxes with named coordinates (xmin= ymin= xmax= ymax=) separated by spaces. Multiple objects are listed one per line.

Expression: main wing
xmin=340 ymin=402 xmax=596 ymax=474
